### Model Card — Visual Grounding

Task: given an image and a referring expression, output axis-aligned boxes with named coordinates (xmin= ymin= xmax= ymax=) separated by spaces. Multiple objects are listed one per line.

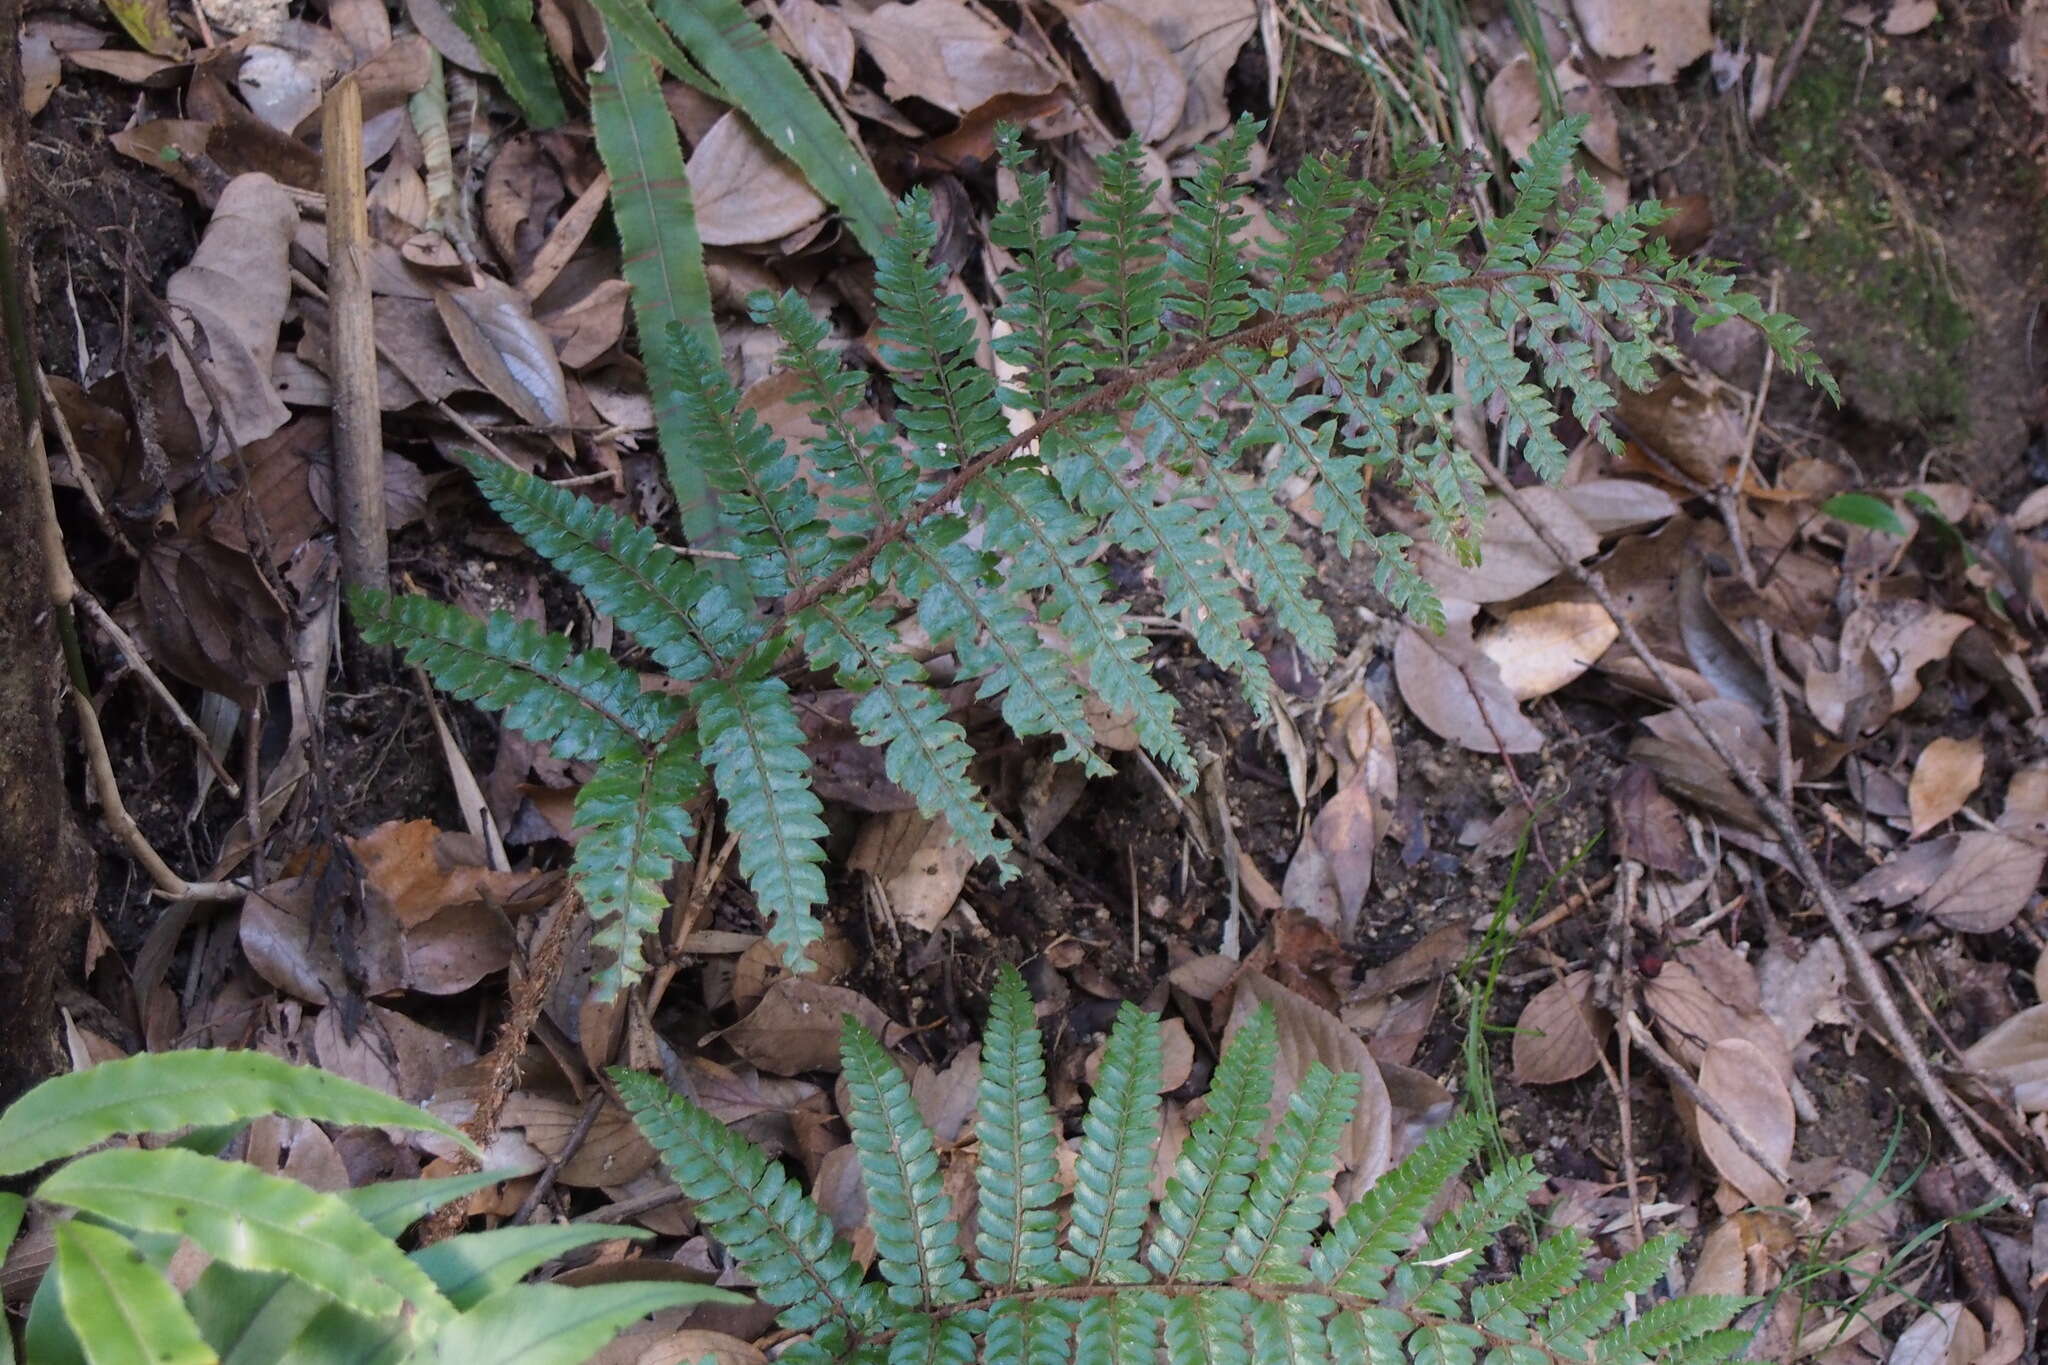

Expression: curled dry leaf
xmin=780 ymin=0 xmax=855 ymax=88
xmin=1101 ymin=0 xmax=1258 ymax=151
xmin=138 ymin=535 xmax=295 ymax=695
xmin=1067 ymin=1 xmax=1187 ymax=143
xmin=1609 ymin=764 xmax=1701 ymax=877
xmin=1908 ymin=734 xmax=1985 ymax=835
xmin=1475 ymin=600 xmax=1619 ymax=701
xmin=1572 ymin=0 xmax=1713 ymax=86
xmin=720 ymin=978 xmax=895 ymax=1075
xmin=1228 ymin=972 xmax=1392 ymax=1202
xmin=498 ymin=1093 xmax=659 ymax=1188
xmin=688 ymin=112 xmax=830 ymax=246
xmin=241 ymin=875 xmax=407 ymax=1001
xmin=1511 ymin=971 xmax=1610 ymax=1085
xmin=311 ymin=1004 xmax=478 ymax=1105
xmin=1694 ymin=1037 xmax=1795 ymax=1208
xmin=1963 ymin=1003 xmax=2048 ymax=1110
xmin=1281 ymin=693 xmax=1396 ymax=935
xmin=1414 ymin=486 xmax=1601 ymax=602
xmin=433 ymin=277 xmax=572 ymax=428
xmin=849 ymin=810 xmax=970 ymax=934
xmin=167 ymin=173 xmax=295 ymax=456
xmin=1394 ymin=600 xmax=1543 ymax=755
xmin=1846 ymin=834 xmax=1959 ymax=906
xmin=1891 ymin=1302 xmax=1986 ymax=1365
xmin=1917 ymin=830 xmax=2045 ymax=934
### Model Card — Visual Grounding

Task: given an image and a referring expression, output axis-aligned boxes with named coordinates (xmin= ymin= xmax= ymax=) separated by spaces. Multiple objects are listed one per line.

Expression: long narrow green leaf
xmin=340 ymin=1171 xmax=510 ymax=1240
xmin=588 ymin=23 xmax=728 ymax=561
xmin=0 ymin=1051 xmax=474 ymax=1177
xmin=37 ymin=1149 xmax=453 ymax=1325
xmin=443 ymin=0 xmax=565 ymax=129
xmin=644 ymin=0 xmax=895 ymax=256
xmin=583 ymin=0 xmax=719 ymax=97
xmin=411 ymin=1226 xmax=651 ymax=1311
xmin=184 ymin=1264 xmax=332 ymax=1365
xmin=396 ymin=1282 xmax=741 ymax=1365
xmin=53 ymin=1221 xmax=215 ymax=1365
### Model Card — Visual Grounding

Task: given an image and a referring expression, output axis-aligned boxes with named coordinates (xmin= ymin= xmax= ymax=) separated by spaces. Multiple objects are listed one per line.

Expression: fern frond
xmin=695 ymin=678 xmax=830 ymax=961
xmin=351 ymin=591 xmax=676 ymax=759
xmin=839 ymin=1020 xmax=974 ymax=1310
xmin=1397 ymin=1155 xmax=1545 ymax=1315
xmin=1257 ymin=152 xmax=1361 ymax=306
xmin=1074 ymin=1290 xmax=1164 ymax=1363
xmin=983 ymin=1298 xmax=1076 ymax=1363
xmin=1314 ymin=1114 xmax=1484 ymax=1296
xmin=1166 ymin=117 xmax=1259 ymax=338
xmin=1228 ymin=1063 xmax=1362 ymax=1283
xmin=1327 ymin=1304 xmax=1414 ymax=1362
xmin=612 ymin=1068 xmax=877 ymax=1333
xmin=573 ymin=740 xmax=701 ymax=997
xmin=874 ymin=194 xmax=1011 ymax=469
xmin=1164 ymin=1287 xmax=1254 ymax=1364
xmin=458 ymin=453 xmax=756 ymax=676
xmin=990 ymin=129 xmax=1090 ymax=412
xmin=1249 ymin=1295 xmax=1332 ymax=1365
xmin=794 ymin=597 xmax=1007 ymax=866
xmin=1472 ymin=1228 xmax=1587 ymax=1338
xmin=1060 ymin=1002 xmax=1162 ymax=1284
xmin=1601 ymin=1295 xmax=1755 ymax=1365
xmin=973 ymin=965 xmax=1062 ymax=1290
xmin=1150 ymin=1003 xmax=1275 ymax=1282
xmin=884 ymin=1315 xmax=976 ymax=1364
xmin=1542 ymin=1229 xmax=1686 ymax=1350
xmin=1074 ymin=138 xmax=1169 ymax=370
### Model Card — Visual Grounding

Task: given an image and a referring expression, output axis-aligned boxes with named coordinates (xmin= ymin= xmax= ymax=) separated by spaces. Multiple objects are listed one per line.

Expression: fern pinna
xmin=353 ymin=117 xmax=1826 ymax=994
xmin=613 ymin=965 xmax=1750 ymax=1363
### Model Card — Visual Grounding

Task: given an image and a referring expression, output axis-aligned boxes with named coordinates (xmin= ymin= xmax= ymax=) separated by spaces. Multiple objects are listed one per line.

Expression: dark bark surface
xmin=0 ymin=0 xmax=88 ymax=1109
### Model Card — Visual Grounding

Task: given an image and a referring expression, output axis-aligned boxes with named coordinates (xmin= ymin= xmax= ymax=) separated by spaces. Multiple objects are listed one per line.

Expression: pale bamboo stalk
xmin=323 ymin=76 xmax=387 ymax=620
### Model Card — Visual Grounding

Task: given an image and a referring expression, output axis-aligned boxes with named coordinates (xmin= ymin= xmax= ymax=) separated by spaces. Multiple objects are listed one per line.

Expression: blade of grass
xmin=644 ymin=0 xmax=895 ymax=256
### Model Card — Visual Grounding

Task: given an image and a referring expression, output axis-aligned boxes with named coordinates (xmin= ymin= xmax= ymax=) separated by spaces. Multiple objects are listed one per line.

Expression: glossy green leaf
xmin=53 ymin=1220 xmax=214 ymax=1365
xmin=411 ymin=1224 xmax=651 ymax=1310
xmin=339 ymin=1170 xmax=511 ymax=1240
xmin=394 ymin=1282 xmax=742 ymax=1364
xmin=0 ymin=1050 xmax=474 ymax=1177
xmin=37 ymin=1148 xmax=453 ymax=1324
xmin=443 ymin=0 xmax=564 ymax=128
xmin=1820 ymin=491 xmax=1908 ymax=537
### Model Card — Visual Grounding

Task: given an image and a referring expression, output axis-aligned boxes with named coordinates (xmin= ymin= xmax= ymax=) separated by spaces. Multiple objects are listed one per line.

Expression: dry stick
xmin=1621 ymin=1013 xmax=1796 ymax=1195
xmin=322 ymin=78 xmax=387 ymax=621
xmin=415 ymin=889 xmax=582 ymax=1245
xmin=512 ymin=1089 xmax=603 ymax=1226
xmin=72 ymin=589 xmax=241 ymax=797
xmin=1473 ymin=455 xmax=2033 ymax=1214
xmin=35 ymin=366 xmax=136 ymax=558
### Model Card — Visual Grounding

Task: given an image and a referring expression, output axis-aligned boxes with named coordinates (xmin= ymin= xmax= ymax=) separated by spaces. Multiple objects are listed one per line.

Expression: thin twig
xmin=512 ymin=1089 xmax=604 ymax=1226
xmin=1624 ymin=1014 xmax=1795 ymax=1195
xmin=1472 ymin=454 xmax=2031 ymax=1214
xmin=73 ymin=589 xmax=241 ymax=796
xmin=322 ymin=76 xmax=389 ymax=633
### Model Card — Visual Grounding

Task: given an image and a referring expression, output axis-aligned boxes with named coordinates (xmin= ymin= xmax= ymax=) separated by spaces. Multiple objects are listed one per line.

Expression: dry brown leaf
xmin=499 ymin=1093 xmax=658 ymax=1187
xmin=1067 ymin=2 xmax=1187 ymax=143
xmin=1982 ymin=1296 xmax=2027 ymax=1365
xmin=1609 ymin=764 xmax=1701 ymax=877
xmin=1559 ymin=478 xmax=1680 ymax=534
xmin=403 ymin=901 xmax=517 ymax=994
xmin=688 ymin=111 xmax=830 ymax=246
xmin=1511 ymin=971 xmax=1610 ymax=1084
xmin=1998 ymin=763 xmax=2048 ymax=844
xmin=311 ymin=1004 xmax=478 ymax=1104
xmin=1281 ymin=694 xmax=1395 ymax=934
xmin=849 ymin=811 xmax=970 ymax=934
xmin=1394 ymin=600 xmax=1543 ymax=755
xmin=1891 ymin=1302 xmax=1984 ymax=1365
xmin=1883 ymin=0 xmax=1940 ymax=35
xmin=23 ymin=27 xmax=62 ymax=115
xmin=1413 ymin=486 xmax=1601 ymax=602
xmin=633 ymin=1331 xmax=766 ymax=1365
xmin=167 ymin=173 xmax=296 ymax=456
xmin=351 ymin=819 xmax=530 ymax=926
xmin=241 ymin=875 xmax=406 ymax=1001
xmin=845 ymin=0 xmax=1058 ymax=115
xmin=720 ymin=978 xmax=894 ymax=1075
xmin=1907 ymin=735 xmax=1984 ymax=835
xmin=1476 ymin=601 xmax=1619 ymax=701
xmin=1754 ymin=938 xmax=1847 ymax=1052
xmin=1917 ymin=830 xmax=2044 ymax=933
xmin=1228 ymin=973 xmax=1392 ymax=1201
xmin=434 ymin=277 xmax=572 ymax=428
xmin=1845 ymin=834 xmax=1958 ymax=907
xmin=1614 ymin=373 xmax=1744 ymax=484
xmin=1695 ymin=1037 xmax=1794 ymax=1207
xmin=1572 ymin=0 xmax=1712 ymax=86
xmin=1101 ymin=0 xmax=1257 ymax=151
xmin=138 ymin=535 xmax=295 ymax=695
xmin=1963 ymin=1002 xmax=2048 ymax=1110
xmin=911 ymin=1044 xmax=982 ymax=1141
xmin=779 ymin=0 xmax=854 ymax=88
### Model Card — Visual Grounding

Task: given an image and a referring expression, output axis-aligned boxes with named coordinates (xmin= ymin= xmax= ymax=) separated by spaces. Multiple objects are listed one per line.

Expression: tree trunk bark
xmin=0 ymin=0 xmax=89 ymax=1109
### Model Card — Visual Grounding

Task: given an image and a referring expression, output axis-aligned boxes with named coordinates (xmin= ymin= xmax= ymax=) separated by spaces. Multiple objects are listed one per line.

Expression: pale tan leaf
xmin=1982 ymin=1296 xmax=2026 ymax=1365
xmin=1068 ymin=2 xmax=1186 ymax=143
xmin=844 ymin=0 xmax=1057 ymax=115
xmin=1999 ymin=764 xmax=2048 ymax=844
xmin=1917 ymin=830 xmax=2044 ymax=934
xmin=1394 ymin=601 xmax=1543 ymax=755
xmin=687 ymin=111 xmax=829 ymax=246
xmin=634 ymin=1330 xmax=766 ymax=1365
xmin=849 ymin=811 xmax=970 ymax=934
xmin=1559 ymin=477 xmax=1680 ymax=534
xmin=1571 ymin=0 xmax=1712 ymax=86
xmin=1412 ymin=486 xmax=1600 ymax=602
xmin=312 ymin=1004 xmax=478 ymax=1105
xmin=1964 ymin=1003 xmax=2048 ymax=1110
xmin=719 ymin=978 xmax=894 ymax=1075
xmin=1891 ymin=1302 xmax=1983 ymax=1365
xmin=1907 ymin=735 xmax=1984 ymax=835
xmin=1476 ymin=601 xmax=1619 ymax=701
xmin=168 ymin=174 xmax=296 ymax=455
xmin=434 ymin=277 xmax=571 ymax=426
xmin=499 ymin=1094 xmax=658 ymax=1188
xmin=1281 ymin=785 xmax=1378 ymax=934
xmin=1099 ymin=0 xmax=1257 ymax=150
xmin=1883 ymin=0 xmax=1939 ymax=35
xmin=778 ymin=0 xmax=854 ymax=89
xmin=1228 ymin=973 xmax=1392 ymax=1201
xmin=1511 ymin=971 xmax=1609 ymax=1084
xmin=1695 ymin=1038 xmax=1794 ymax=1207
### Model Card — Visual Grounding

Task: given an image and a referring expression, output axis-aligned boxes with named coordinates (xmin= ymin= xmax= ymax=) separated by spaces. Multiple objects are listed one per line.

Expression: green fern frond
xmin=1074 ymin=1290 xmax=1164 ymax=1363
xmin=1150 ymin=1004 xmax=1275 ymax=1282
xmin=1313 ymin=1114 xmax=1484 ymax=1296
xmin=990 ymin=130 xmax=1090 ymax=412
xmin=695 ymin=678 xmax=829 ymax=961
xmin=573 ymin=740 xmax=701 ymax=997
xmin=458 ymin=453 xmax=755 ymax=677
xmin=351 ymin=591 xmax=676 ymax=759
xmin=1543 ymin=1229 xmax=1687 ymax=1350
xmin=840 ymin=1020 xmax=974 ymax=1310
xmin=1061 ymin=1002 xmax=1163 ymax=1284
xmin=1074 ymin=138 xmax=1169 ymax=370
xmin=613 ymin=1068 xmax=877 ymax=1333
xmin=973 ymin=966 xmax=1062 ymax=1290
xmin=1228 ymin=1064 xmax=1362 ymax=1283
xmin=1165 ymin=1288 xmax=1254 ymax=1364
xmin=874 ymin=195 xmax=1011 ymax=470
xmin=983 ymin=1298 xmax=1077 ymax=1362
xmin=1166 ymin=117 xmax=1260 ymax=339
